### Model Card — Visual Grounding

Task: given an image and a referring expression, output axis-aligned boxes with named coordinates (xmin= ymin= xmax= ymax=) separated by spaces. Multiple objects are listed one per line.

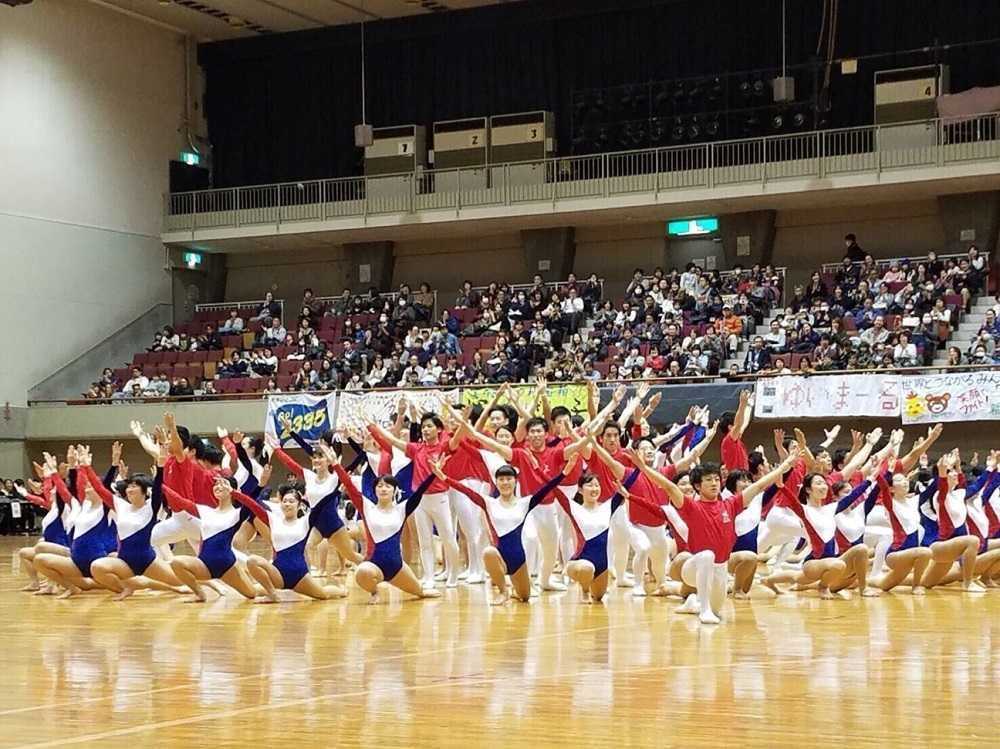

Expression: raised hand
xmin=866 ymin=427 xmax=883 ymax=446
xmin=823 ymin=425 xmax=841 ymax=443
xmin=612 ymin=383 xmax=627 ymax=404
xmin=217 ymin=426 xmax=229 ymax=440
xmin=111 ymin=441 xmax=123 ymax=467
xmin=317 ymin=443 xmax=341 ymax=466
xmin=130 ymin=420 xmax=145 ymax=439
xmin=231 ymin=430 xmax=245 ymax=445
xmin=428 ymin=456 xmax=449 ymax=481
xmin=77 ymin=445 xmax=93 ymax=466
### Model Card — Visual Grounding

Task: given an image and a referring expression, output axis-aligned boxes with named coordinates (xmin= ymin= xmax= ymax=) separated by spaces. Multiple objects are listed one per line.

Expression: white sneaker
xmin=542 ymin=578 xmax=567 ymax=592
xmin=465 ymin=573 xmax=485 ymax=584
xmin=698 ymin=609 xmax=721 ymax=625
xmin=676 ymin=594 xmax=699 ymax=615
xmin=632 ymin=584 xmax=647 ymax=598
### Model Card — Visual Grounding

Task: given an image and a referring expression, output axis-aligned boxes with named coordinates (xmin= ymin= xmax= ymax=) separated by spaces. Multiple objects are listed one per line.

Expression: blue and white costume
xmin=337 ymin=463 xmax=434 ymax=581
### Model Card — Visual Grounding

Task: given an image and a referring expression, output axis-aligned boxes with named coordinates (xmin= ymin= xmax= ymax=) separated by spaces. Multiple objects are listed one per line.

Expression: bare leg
xmin=832 ymin=545 xmax=879 ymax=597
xmin=330 ymin=527 xmax=363 ymax=565
xmin=90 ymin=557 xmax=130 ymax=596
xmin=482 ymin=547 xmax=510 ymax=605
xmin=728 ymin=551 xmax=758 ymax=598
xmin=354 ymin=561 xmax=384 ymax=603
xmin=221 ymin=565 xmax=261 ymax=599
xmin=509 ymin=564 xmax=532 ymax=602
xmin=18 ymin=546 xmax=40 ymax=590
xmin=294 ymin=572 xmax=346 ymax=600
xmin=170 ymin=556 xmax=210 ymax=602
xmin=388 ymin=562 xmax=442 ymax=600
xmin=590 ymin=570 xmax=610 ymax=603
xmin=33 ymin=554 xmax=88 ymax=598
xmin=566 ymin=560 xmax=596 ymax=603
xmin=923 ymin=537 xmax=981 ymax=590
xmin=247 ymin=556 xmax=283 ymax=603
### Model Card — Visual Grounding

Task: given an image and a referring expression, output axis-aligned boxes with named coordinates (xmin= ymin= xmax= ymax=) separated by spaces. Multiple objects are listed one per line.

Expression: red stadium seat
xmin=132 ymin=352 xmax=150 ymax=366
xmin=147 ymin=351 xmax=165 ymax=364
xmin=276 ymin=375 xmax=294 ymax=390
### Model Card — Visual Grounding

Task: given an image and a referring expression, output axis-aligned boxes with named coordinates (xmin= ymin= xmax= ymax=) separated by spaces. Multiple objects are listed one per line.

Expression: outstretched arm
xmin=743 ymin=448 xmax=800 ymax=506
xmin=898 ymin=424 xmax=943 ymax=473
xmin=589 ymin=436 xmax=626 ymax=481
xmin=162 ymin=484 xmax=200 ymax=516
xmin=673 ymin=421 xmax=720 ymax=474
xmin=625 ymin=449 xmax=684 ymax=507
xmin=730 ymin=390 xmax=753 ymax=441
xmin=369 ymin=423 xmax=409 ymax=453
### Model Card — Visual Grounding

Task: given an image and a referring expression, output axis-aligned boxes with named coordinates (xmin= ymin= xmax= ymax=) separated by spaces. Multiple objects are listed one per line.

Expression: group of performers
xmin=15 ymin=380 xmax=1000 ymax=624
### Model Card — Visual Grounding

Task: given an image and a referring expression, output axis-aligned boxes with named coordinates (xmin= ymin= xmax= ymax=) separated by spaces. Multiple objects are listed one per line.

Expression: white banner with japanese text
xmin=900 ymin=370 xmax=1000 ymax=424
xmin=753 ymin=374 xmax=901 ymax=420
xmin=335 ymin=389 xmax=461 ymax=430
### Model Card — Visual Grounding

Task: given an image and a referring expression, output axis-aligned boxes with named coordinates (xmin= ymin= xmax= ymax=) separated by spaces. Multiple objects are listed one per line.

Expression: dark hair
xmin=468 ymin=404 xmax=484 ymax=423
xmin=601 ymin=422 xmax=621 ymax=436
xmin=375 ymin=474 xmax=399 ymax=490
xmin=117 ymin=474 xmax=152 ymax=495
xmin=690 ymin=462 xmax=721 ymax=488
xmin=218 ymin=475 xmax=238 ymax=490
xmin=494 ymin=465 xmax=518 ymax=479
xmin=198 ymin=443 xmax=225 ymax=467
xmin=176 ymin=425 xmax=192 ymax=449
xmin=831 ymin=480 xmax=849 ymax=496
xmin=747 ymin=451 xmax=766 ymax=477
xmin=832 ymin=448 xmax=849 ymax=472
xmin=724 ymin=469 xmax=749 ymax=494
xmin=719 ymin=411 xmax=736 ymax=434
xmin=797 ymin=473 xmax=826 ymax=503
xmin=550 ymin=406 xmax=572 ymax=422
xmin=420 ymin=413 xmax=444 ymax=430
xmin=525 ymin=416 xmax=548 ymax=432
xmin=845 ymin=233 xmax=856 ymax=242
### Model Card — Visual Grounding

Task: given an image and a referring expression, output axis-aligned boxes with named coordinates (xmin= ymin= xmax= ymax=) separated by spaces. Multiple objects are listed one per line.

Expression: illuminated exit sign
xmin=667 ymin=217 xmax=719 ymax=236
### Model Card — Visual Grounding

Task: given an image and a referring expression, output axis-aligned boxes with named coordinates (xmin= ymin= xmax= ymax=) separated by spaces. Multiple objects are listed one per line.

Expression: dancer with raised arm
xmin=268 ymin=414 xmax=364 ymax=571
xmin=629 ymin=445 xmax=799 ymax=624
xmin=327 ymin=443 xmax=441 ymax=604
xmin=430 ymin=451 xmax=570 ymax=604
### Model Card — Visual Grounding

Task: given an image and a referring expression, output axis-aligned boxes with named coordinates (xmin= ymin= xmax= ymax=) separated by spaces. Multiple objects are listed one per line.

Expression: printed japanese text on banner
xmin=900 ymin=370 xmax=1000 ymax=423
xmin=335 ymin=389 xmax=460 ymax=430
xmin=461 ymin=383 xmax=589 ymax=416
xmin=753 ymin=374 xmax=900 ymax=419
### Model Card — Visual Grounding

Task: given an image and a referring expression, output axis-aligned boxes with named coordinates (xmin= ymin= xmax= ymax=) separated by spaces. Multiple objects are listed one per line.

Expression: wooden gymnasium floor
xmin=1 ymin=535 xmax=997 ymax=749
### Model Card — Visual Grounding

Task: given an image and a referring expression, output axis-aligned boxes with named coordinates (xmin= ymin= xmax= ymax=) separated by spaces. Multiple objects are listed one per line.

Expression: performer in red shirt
xmin=630 ymin=446 xmax=798 ymax=624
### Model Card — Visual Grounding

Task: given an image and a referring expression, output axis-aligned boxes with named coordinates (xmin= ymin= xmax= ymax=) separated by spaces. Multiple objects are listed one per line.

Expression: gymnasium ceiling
xmin=88 ymin=0 xmax=528 ymax=40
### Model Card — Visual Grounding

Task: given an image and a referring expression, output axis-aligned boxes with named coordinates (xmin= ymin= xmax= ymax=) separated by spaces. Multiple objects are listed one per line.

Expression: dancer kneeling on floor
xmin=629 ymin=442 xmax=799 ymax=624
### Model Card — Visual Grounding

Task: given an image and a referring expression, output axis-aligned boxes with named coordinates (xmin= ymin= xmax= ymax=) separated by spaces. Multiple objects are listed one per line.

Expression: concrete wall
xmin=1 ymin=0 xmax=183 ymax=405
xmin=28 ymin=304 xmax=174 ymax=402
xmin=772 ymin=199 xmax=946 ymax=289
xmin=392 ymin=233 xmax=525 ymax=294
xmin=225 ymin=247 xmax=351 ymax=310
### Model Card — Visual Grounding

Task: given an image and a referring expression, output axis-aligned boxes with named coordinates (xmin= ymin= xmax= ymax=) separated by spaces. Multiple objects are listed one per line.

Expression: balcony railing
xmin=164 ymin=113 xmax=1000 ymax=235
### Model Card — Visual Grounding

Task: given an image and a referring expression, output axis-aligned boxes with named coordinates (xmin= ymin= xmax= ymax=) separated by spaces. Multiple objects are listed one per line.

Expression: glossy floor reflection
xmin=2 ymin=536 xmax=996 ymax=748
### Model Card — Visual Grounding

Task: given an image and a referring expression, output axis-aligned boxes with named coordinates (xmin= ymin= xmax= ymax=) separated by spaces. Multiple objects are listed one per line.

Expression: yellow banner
xmin=461 ymin=383 xmax=589 ymax=416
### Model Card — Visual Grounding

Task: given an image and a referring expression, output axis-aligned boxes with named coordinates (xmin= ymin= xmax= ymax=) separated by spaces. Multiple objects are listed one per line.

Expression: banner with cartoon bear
xmin=900 ymin=371 xmax=1000 ymax=424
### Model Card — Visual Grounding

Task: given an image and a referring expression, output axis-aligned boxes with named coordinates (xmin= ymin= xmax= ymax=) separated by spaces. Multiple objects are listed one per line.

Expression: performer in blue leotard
xmin=434 ymin=461 xmax=567 ymax=605
xmin=326 ymin=444 xmax=441 ymax=604
xmin=165 ymin=475 xmax=264 ymax=602
xmin=89 ymin=440 xmax=188 ymax=599
xmin=243 ymin=483 xmax=350 ymax=602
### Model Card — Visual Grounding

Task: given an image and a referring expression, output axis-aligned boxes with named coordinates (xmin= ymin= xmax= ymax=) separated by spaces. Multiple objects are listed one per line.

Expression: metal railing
xmin=469 ymin=279 xmax=605 ymax=300
xmin=28 ymin=362 xmax=1000 ymax=407
xmin=820 ymin=251 xmax=988 ymax=275
xmin=164 ymin=113 xmax=1000 ymax=234
xmin=194 ymin=298 xmax=285 ymax=321
xmin=314 ymin=290 xmax=439 ymax=322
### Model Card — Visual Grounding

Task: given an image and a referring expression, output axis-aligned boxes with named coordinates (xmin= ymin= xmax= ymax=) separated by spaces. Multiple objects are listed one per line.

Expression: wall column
xmin=936 ymin=191 xmax=1000 ymax=254
xmin=520 ymin=228 xmax=576 ymax=280
xmin=343 ymin=241 xmax=395 ymax=293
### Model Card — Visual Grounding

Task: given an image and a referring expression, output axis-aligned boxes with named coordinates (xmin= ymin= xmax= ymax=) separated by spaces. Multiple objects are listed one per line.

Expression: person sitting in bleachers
xmin=249 ymin=291 xmax=281 ymax=322
xmin=258 ymin=317 xmax=286 ymax=347
xmin=219 ymin=309 xmax=244 ymax=334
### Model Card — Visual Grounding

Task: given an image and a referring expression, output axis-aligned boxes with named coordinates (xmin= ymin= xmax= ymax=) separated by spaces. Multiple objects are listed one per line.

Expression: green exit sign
xmin=183 ymin=251 xmax=203 ymax=268
xmin=668 ymin=217 xmax=719 ymax=236
xmin=180 ymin=151 xmax=201 ymax=166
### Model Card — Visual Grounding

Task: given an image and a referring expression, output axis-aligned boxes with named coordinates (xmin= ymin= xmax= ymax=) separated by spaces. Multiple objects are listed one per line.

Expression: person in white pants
xmin=628 ymin=447 xmax=799 ymax=624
